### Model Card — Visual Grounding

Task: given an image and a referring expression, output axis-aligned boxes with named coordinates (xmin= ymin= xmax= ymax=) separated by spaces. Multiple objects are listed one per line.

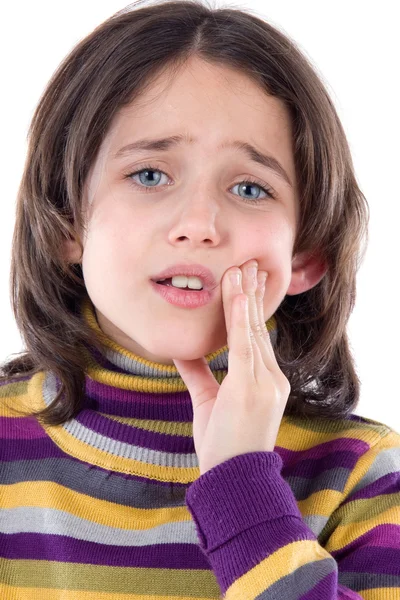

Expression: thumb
xmin=173 ymin=357 xmax=219 ymax=409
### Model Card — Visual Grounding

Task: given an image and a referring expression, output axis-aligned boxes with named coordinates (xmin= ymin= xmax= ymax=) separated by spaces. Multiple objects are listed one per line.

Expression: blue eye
xmin=123 ymin=164 xmax=277 ymax=203
xmin=131 ymin=168 xmax=168 ymax=188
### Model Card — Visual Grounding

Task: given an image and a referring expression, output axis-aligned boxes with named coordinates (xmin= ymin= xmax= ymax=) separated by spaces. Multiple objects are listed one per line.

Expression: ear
xmin=62 ymin=237 xmax=83 ymax=264
xmin=286 ymin=250 xmax=328 ymax=296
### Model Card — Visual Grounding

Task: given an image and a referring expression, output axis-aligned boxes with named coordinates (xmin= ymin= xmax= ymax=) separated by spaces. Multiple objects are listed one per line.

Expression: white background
xmin=0 ymin=1 xmax=399 ymax=429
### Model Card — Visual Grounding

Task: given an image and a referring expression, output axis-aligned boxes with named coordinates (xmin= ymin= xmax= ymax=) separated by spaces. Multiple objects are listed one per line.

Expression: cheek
xmin=255 ymin=221 xmax=295 ymax=310
xmin=85 ymin=201 xmax=144 ymax=253
xmin=254 ymin=217 xmax=294 ymax=267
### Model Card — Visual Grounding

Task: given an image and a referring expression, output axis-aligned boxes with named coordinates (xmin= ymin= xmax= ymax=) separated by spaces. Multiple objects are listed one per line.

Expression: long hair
xmin=0 ymin=0 xmax=369 ymax=425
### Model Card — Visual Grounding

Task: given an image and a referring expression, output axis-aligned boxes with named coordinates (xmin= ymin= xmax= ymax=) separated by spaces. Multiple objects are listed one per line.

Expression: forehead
xmin=105 ymin=58 xmax=294 ymax=158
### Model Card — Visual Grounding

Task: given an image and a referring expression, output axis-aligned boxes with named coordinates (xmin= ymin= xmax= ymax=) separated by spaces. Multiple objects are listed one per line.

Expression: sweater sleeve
xmin=185 ymin=429 xmax=400 ymax=599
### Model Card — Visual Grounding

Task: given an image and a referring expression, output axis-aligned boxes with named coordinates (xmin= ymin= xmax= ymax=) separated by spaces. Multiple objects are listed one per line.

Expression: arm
xmin=185 ymin=429 xmax=400 ymax=599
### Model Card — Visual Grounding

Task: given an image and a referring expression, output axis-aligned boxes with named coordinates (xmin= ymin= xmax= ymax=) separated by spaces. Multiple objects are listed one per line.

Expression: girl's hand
xmin=173 ymin=259 xmax=291 ymax=476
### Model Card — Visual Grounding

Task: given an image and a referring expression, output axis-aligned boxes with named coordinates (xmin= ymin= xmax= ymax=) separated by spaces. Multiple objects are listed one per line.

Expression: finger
xmin=241 ymin=263 xmax=260 ymax=340
xmin=254 ymin=271 xmax=280 ymax=370
xmin=221 ymin=267 xmax=240 ymax=342
xmin=239 ymin=262 xmax=267 ymax=368
xmin=255 ymin=270 xmax=270 ymax=342
xmin=227 ymin=291 xmax=256 ymax=380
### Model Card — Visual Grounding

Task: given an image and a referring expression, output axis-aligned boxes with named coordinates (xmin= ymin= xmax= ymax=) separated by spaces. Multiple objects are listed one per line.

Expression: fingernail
xmin=230 ymin=271 xmax=241 ymax=286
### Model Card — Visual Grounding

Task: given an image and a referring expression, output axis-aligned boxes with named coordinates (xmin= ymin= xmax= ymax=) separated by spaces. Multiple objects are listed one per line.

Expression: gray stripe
xmin=302 ymin=514 xmax=330 ymax=537
xmin=286 ymin=467 xmax=354 ymax=500
xmin=257 ymin=558 xmax=336 ymax=599
xmin=0 ymin=506 xmax=199 ymax=546
xmin=102 ymin=344 xmax=230 ymax=376
xmin=339 ymin=572 xmax=400 ymax=590
xmin=350 ymin=442 xmax=400 ymax=495
xmin=0 ymin=458 xmax=188 ymax=508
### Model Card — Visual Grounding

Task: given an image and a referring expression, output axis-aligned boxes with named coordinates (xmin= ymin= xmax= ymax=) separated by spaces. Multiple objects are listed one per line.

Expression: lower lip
xmin=150 ymin=281 xmax=214 ymax=308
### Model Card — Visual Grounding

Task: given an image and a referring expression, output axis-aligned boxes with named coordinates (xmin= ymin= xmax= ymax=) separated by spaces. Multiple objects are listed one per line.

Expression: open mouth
xmin=156 ymin=278 xmax=203 ymax=291
xmin=151 ymin=278 xmax=212 ymax=307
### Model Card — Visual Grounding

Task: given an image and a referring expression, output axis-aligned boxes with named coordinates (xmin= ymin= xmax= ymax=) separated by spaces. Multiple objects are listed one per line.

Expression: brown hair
xmin=0 ymin=0 xmax=369 ymax=425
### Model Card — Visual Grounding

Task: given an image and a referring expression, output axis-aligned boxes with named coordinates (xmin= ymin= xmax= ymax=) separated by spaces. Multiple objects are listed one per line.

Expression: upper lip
xmin=151 ymin=263 xmax=218 ymax=291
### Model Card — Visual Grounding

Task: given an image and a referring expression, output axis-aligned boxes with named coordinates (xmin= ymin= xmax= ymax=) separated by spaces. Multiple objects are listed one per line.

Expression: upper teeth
xmin=160 ymin=275 xmax=203 ymax=289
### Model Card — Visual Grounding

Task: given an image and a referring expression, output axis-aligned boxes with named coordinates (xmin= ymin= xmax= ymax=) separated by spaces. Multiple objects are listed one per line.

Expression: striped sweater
xmin=1 ymin=297 xmax=399 ymax=599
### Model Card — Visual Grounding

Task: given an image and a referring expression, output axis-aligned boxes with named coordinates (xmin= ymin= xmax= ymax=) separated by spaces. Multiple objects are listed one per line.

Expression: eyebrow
xmin=112 ymin=133 xmax=292 ymax=188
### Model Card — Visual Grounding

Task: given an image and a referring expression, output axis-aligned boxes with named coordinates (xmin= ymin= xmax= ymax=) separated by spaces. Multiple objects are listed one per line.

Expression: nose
xmin=167 ymin=188 xmax=221 ymax=247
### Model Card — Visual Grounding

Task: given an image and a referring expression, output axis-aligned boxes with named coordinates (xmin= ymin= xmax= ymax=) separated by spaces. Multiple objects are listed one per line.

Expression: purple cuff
xmin=185 ymin=451 xmax=303 ymax=553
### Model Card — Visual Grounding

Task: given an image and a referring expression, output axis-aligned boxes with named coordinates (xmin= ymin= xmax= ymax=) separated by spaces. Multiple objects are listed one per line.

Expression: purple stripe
xmin=0 ymin=532 xmax=210 ymax=568
xmin=348 ymin=414 xmax=371 ymax=424
xmin=74 ymin=409 xmax=195 ymax=454
xmin=0 ymin=438 xmax=69 ymax=461
xmin=0 ymin=416 xmax=47 ymax=440
xmin=331 ymin=526 xmax=400 ymax=571
xmin=84 ymin=380 xmax=193 ymax=421
xmin=285 ymin=450 xmax=361 ymax=479
xmin=342 ymin=471 xmax=400 ymax=502
xmin=279 ymin=438 xmax=371 ymax=474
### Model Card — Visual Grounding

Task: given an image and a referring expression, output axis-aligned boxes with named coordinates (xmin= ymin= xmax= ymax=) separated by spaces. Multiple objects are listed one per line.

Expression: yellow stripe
xmin=275 ymin=417 xmax=384 ymax=453
xmin=0 ymin=586 xmax=217 ymax=600
xmin=0 ymin=481 xmax=191 ymax=529
xmin=225 ymin=539 xmax=330 ymax=598
xmin=100 ymin=412 xmax=194 ymax=437
xmin=297 ymin=487 xmax=343 ymax=517
xmin=1 ymin=477 xmax=356 ymax=532
xmin=0 ymin=380 xmax=32 ymax=418
xmin=360 ymin=589 xmax=400 ymax=599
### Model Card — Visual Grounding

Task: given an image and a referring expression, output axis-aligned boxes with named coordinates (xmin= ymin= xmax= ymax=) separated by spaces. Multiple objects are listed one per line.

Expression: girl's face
xmin=65 ymin=57 xmax=326 ymax=365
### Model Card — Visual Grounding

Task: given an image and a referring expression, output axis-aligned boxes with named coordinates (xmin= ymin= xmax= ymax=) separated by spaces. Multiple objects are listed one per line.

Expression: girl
xmin=1 ymin=1 xmax=399 ymax=598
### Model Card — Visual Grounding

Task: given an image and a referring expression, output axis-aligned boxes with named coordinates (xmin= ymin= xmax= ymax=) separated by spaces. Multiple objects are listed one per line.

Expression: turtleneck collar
xmin=28 ymin=296 xmax=279 ymax=483
xmin=79 ymin=296 xmax=278 ymax=387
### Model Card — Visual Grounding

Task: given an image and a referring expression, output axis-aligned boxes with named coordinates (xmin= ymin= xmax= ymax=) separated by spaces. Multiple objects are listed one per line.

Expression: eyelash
xmin=122 ymin=163 xmax=278 ymax=203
